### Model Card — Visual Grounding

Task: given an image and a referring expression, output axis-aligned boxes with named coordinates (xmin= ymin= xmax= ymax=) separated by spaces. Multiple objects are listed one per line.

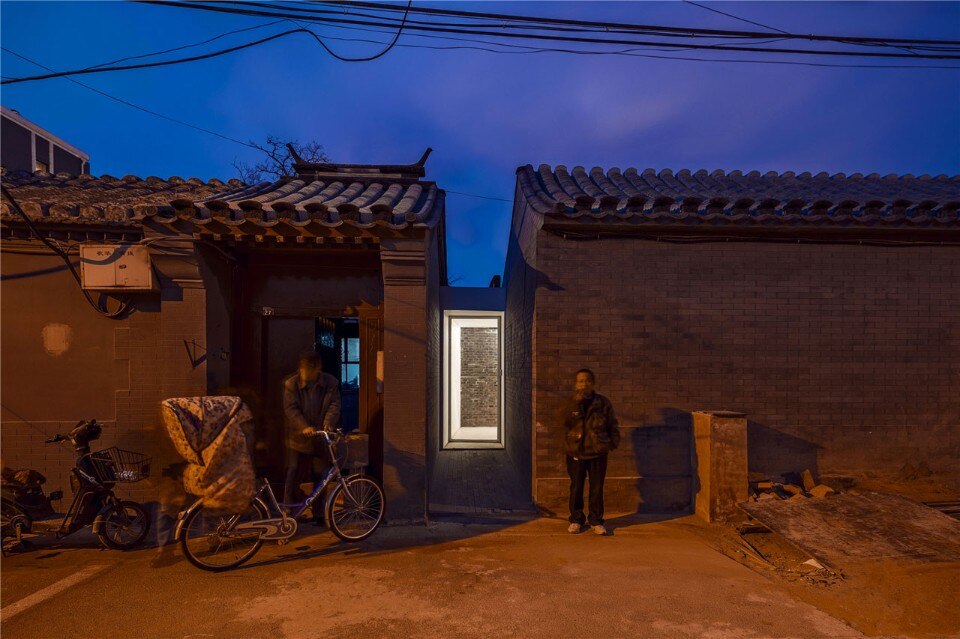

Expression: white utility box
xmin=80 ymin=244 xmax=155 ymax=291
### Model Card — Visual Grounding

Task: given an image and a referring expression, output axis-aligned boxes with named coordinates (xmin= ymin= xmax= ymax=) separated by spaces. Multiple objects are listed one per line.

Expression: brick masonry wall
xmin=531 ymin=231 xmax=960 ymax=514
xmin=459 ymin=327 xmax=500 ymax=427
xmin=1 ymin=248 xmax=210 ymax=541
xmin=502 ymin=198 xmax=537 ymax=507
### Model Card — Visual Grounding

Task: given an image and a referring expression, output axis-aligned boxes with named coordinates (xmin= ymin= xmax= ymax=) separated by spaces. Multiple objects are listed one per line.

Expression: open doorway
xmin=315 ymin=317 xmax=360 ymax=433
xmin=251 ymin=312 xmax=381 ymax=483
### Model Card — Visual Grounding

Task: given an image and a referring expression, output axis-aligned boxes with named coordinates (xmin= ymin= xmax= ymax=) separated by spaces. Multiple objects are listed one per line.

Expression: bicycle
xmin=1 ymin=419 xmax=151 ymax=553
xmin=174 ymin=428 xmax=385 ymax=571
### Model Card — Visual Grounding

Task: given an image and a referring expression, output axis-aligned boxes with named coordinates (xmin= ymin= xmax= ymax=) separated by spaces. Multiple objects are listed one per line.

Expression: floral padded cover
xmin=161 ymin=396 xmax=256 ymax=514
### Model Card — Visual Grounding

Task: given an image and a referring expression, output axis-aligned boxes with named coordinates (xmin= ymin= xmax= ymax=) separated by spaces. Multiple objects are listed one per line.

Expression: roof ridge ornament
xmin=293 ymin=147 xmax=434 ymax=180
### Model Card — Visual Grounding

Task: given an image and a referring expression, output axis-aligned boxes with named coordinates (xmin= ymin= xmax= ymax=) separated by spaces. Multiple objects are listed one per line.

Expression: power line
xmin=1 ymin=185 xmax=132 ymax=319
xmin=1 ymin=28 xmax=311 ymax=85
xmin=681 ymin=0 xmax=922 ymax=58
xmin=446 ymin=190 xmax=512 ymax=203
xmin=303 ymin=0 xmax=411 ymax=62
xmin=3 ymin=1 xmax=957 ymax=87
xmin=682 ymin=1 xmax=788 ymax=35
xmin=82 ymin=18 xmax=291 ymax=70
xmin=320 ymin=0 xmax=960 ymax=47
xmin=0 ymin=3 xmax=408 ymax=86
xmin=299 ymin=20 xmax=956 ymax=70
xmin=1 ymin=47 xmax=259 ymax=149
xmin=137 ymin=2 xmax=960 ymax=60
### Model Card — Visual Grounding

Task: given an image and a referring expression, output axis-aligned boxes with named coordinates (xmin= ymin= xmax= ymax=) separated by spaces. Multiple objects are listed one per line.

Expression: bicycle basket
xmin=85 ymin=447 xmax=151 ymax=483
xmin=333 ymin=433 xmax=369 ymax=469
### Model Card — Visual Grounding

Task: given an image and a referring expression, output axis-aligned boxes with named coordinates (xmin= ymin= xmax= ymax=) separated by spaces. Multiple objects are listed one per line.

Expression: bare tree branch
xmin=234 ymin=135 xmax=330 ymax=183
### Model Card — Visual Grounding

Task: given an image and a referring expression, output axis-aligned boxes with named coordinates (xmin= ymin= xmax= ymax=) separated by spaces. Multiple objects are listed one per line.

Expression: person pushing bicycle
xmin=282 ymin=351 xmax=341 ymax=507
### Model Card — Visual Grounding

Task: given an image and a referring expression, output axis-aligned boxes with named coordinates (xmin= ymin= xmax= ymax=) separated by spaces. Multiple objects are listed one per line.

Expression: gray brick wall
xmin=528 ymin=230 xmax=960 ymax=513
xmin=459 ymin=327 xmax=499 ymax=428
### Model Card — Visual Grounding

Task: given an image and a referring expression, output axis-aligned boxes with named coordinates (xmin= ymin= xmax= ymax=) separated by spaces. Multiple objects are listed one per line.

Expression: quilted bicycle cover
xmin=161 ymin=396 xmax=256 ymax=514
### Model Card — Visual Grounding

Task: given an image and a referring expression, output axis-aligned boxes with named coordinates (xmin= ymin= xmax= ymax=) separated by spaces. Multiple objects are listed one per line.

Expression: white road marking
xmin=1 ymin=564 xmax=110 ymax=622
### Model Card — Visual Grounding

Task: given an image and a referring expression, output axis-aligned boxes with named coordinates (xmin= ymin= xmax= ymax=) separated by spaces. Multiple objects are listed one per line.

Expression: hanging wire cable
xmin=681 ymin=0 xmax=922 ymax=57
xmin=316 ymin=0 xmax=960 ymax=46
xmin=1 ymin=186 xmax=133 ymax=319
xmin=2 ymin=48 xmax=259 ymax=149
xmin=3 ymin=0 xmax=958 ymax=86
xmin=130 ymin=2 xmax=960 ymax=59
xmin=81 ymin=18 xmax=291 ymax=70
xmin=682 ymin=1 xmax=788 ymax=35
xmin=285 ymin=18 xmax=960 ymax=71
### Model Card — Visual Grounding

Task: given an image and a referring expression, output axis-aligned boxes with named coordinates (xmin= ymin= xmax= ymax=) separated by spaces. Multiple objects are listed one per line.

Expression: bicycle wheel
xmin=97 ymin=500 xmax=150 ymax=550
xmin=326 ymin=475 xmax=385 ymax=542
xmin=180 ymin=499 xmax=268 ymax=572
xmin=2 ymin=499 xmax=30 ymax=554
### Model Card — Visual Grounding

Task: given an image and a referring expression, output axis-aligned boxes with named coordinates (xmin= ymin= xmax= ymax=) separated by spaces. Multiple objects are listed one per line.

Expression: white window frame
xmin=443 ymin=310 xmax=505 ymax=450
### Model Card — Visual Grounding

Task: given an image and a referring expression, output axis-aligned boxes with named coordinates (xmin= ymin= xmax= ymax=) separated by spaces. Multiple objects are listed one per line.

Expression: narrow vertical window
xmin=443 ymin=311 xmax=504 ymax=449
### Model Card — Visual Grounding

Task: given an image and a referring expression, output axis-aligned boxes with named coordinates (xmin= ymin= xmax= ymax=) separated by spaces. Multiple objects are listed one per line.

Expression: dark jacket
xmin=283 ymin=372 xmax=341 ymax=454
xmin=562 ymin=392 xmax=620 ymax=459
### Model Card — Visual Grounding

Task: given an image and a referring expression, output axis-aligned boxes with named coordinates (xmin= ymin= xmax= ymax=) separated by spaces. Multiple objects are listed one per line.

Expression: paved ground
xmin=1 ymin=515 xmax=866 ymax=639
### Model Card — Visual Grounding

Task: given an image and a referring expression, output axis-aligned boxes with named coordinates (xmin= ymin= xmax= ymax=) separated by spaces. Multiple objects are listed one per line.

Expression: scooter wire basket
xmin=85 ymin=447 xmax=152 ymax=483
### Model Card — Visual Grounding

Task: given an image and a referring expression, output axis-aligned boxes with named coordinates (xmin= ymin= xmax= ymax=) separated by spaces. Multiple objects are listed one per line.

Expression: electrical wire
xmin=1 ymin=185 xmax=133 ymax=319
xmin=81 ymin=18 xmax=291 ymax=70
xmin=445 ymin=190 xmax=512 ymax=203
xmin=3 ymin=2 xmax=957 ymax=86
xmin=0 ymin=2 xmax=408 ymax=86
xmin=318 ymin=0 xmax=960 ymax=47
xmin=316 ymin=0 xmax=410 ymax=62
xmin=1 ymin=48 xmax=259 ymax=149
xmin=299 ymin=21 xmax=958 ymax=70
xmin=681 ymin=0 xmax=922 ymax=58
xmin=135 ymin=2 xmax=960 ymax=60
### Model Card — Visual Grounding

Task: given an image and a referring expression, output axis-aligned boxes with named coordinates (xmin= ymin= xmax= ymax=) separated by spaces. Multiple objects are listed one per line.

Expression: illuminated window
xmin=443 ymin=311 xmax=504 ymax=449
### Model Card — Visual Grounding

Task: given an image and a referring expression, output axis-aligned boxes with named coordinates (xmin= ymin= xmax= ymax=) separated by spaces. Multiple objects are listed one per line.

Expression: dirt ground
xmin=3 ymin=507 xmax=957 ymax=639
xmin=2 ymin=515 xmax=867 ymax=639
xmin=701 ymin=522 xmax=960 ymax=639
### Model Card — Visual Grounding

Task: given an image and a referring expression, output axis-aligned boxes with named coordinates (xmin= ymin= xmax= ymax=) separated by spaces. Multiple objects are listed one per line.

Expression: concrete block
xmin=692 ymin=410 xmax=748 ymax=523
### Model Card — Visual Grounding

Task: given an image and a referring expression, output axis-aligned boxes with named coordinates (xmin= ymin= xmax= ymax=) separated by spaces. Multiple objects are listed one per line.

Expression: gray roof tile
xmin=516 ymin=165 xmax=960 ymax=228
xmin=2 ymin=169 xmax=443 ymax=233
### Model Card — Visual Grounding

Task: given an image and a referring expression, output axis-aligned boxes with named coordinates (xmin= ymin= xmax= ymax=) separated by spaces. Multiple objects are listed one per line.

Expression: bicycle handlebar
xmin=310 ymin=428 xmax=343 ymax=444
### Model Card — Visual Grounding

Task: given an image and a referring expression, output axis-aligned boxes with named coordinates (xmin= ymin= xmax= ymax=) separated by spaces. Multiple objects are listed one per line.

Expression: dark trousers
xmin=567 ymin=454 xmax=608 ymax=526
xmin=284 ymin=449 xmax=318 ymax=504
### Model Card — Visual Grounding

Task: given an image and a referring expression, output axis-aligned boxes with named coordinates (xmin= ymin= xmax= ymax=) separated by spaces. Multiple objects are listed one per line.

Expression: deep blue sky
xmin=3 ymin=2 xmax=958 ymax=285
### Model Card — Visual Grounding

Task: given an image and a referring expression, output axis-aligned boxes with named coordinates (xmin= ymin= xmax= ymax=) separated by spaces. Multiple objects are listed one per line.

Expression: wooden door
xmin=260 ymin=317 xmax=316 ymax=480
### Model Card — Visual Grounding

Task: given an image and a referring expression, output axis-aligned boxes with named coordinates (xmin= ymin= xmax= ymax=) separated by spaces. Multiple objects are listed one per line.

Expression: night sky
xmin=2 ymin=2 xmax=958 ymax=285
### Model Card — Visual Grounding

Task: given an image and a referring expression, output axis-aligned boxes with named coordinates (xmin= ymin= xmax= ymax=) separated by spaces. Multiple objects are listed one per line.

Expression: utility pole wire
xmin=682 ymin=1 xmax=788 ymax=35
xmin=681 ymin=0 xmax=921 ymax=57
xmin=320 ymin=0 xmax=960 ymax=46
xmin=1 ymin=2 xmax=410 ymax=86
xmin=3 ymin=2 xmax=958 ymax=86
xmin=132 ymin=2 xmax=960 ymax=60
xmin=1 ymin=47 xmax=259 ymax=149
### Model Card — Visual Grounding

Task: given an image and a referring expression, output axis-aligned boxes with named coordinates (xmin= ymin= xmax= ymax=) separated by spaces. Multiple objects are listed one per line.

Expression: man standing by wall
xmin=563 ymin=369 xmax=620 ymax=535
xmin=283 ymin=351 xmax=341 ymax=505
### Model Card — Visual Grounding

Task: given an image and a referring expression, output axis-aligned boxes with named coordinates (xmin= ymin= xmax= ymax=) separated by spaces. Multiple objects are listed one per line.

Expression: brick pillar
xmin=380 ymin=238 xmax=429 ymax=522
xmin=692 ymin=410 xmax=748 ymax=523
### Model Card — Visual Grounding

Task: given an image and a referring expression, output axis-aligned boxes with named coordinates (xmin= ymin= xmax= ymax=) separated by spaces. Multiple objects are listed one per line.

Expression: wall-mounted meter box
xmin=80 ymin=244 xmax=155 ymax=291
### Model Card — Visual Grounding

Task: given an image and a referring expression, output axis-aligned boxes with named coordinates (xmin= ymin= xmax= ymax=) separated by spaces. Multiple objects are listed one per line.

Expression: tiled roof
xmin=1 ymin=169 xmax=443 ymax=233
xmin=517 ymin=165 xmax=960 ymax=228
xmin=0 ymin=171 xmax=240 ymax=227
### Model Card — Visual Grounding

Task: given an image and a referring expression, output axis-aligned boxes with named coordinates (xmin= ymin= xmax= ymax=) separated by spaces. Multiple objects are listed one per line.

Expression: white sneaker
xmin=567 ymin=523 xmax=583 ymax=534
xmin=592 ymin=525 xmax=608 ymax=536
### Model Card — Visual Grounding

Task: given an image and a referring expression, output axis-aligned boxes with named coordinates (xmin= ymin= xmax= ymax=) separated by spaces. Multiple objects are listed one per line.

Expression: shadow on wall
xmin=628 ymin=407 xmax=694 ymax=515
xmin=747 ymin=420 xmax=820 ymax=481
